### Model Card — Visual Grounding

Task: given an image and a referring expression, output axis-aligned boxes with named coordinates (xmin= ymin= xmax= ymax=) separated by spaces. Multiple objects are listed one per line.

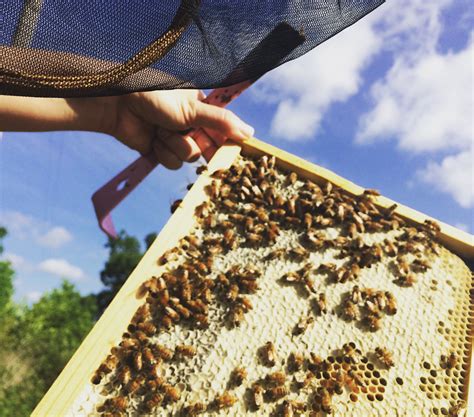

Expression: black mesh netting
xmin=0 ymin=0 xmax=384 ymax=97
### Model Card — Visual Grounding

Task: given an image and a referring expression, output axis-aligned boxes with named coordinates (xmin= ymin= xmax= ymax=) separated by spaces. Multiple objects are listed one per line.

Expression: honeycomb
xmin=68 ymin=154 xmax=472 ymax=417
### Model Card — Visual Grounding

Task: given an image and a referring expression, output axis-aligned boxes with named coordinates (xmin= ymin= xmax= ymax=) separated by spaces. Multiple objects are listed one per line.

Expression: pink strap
xmin=92 ymin=80 xmax=254 ymax=238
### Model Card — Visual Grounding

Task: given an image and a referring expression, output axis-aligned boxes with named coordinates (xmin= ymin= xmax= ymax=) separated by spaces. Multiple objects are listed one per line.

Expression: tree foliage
xmin=0 ymin=227 xmax=97 ymax=417
xmin=97 ymin=230 xmax=155 ymax=314
xmin=0 ymin=226 xmax=154 ymax=416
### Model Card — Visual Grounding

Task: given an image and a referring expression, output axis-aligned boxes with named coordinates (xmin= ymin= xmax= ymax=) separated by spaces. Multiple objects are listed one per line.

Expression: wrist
xmin=66 ymin=96 xmax=119 ymax=135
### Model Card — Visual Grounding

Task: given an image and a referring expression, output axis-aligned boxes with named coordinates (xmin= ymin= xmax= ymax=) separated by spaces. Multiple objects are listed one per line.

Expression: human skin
xmin=0 ymin=90 xmax=254 ymax=169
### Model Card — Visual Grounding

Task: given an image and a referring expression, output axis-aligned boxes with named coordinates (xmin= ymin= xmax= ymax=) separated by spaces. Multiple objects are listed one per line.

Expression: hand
xmin=102 ymin=90 xmax=254 ymax=169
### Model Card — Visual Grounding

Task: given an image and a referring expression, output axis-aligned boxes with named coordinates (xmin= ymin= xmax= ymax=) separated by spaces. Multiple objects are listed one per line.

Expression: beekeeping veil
xmin=1 ymin=0 xmax=384 ymax=97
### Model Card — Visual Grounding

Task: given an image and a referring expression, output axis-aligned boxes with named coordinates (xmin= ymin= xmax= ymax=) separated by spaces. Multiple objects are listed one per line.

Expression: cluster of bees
xmin=339 ymin=285 xmax=397 ymax=331
xmin=90 ymin=153 xmax=447 ymax=416
xmin=214 ymin=342 xmax=396 ymax=416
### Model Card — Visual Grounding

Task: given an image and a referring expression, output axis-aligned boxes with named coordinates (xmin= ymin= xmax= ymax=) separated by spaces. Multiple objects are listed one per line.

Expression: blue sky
xmin=1 ymin=0 xmax=473 ymax=303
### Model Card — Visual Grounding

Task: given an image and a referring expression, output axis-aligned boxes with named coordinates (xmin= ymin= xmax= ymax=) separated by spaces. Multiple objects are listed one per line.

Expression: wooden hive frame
xmin=32 ymin=137 xmax=474 ymax=416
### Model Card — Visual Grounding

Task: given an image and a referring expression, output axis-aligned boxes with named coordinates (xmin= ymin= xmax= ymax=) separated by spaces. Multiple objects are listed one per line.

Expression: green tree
xmin=0 ymin=281 xmax=97 ymax=417
xmin=0 ymin=227 xmax=14 ymax=315
xmin=97 ymin=230 xmax=156 ymax=314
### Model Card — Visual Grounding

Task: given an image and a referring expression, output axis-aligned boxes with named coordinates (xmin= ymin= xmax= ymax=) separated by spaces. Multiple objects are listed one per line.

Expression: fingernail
xmin=236 ymin=121 xmax=254 ymax=139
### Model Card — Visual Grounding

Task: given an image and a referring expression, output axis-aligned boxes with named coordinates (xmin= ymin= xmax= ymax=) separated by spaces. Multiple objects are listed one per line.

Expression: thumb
xmin=190 ymin=101 xmax=254 ymax=141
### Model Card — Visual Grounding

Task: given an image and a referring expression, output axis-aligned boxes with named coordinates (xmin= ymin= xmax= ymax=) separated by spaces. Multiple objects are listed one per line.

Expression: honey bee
xmin=348 ymin=223 xmax=358 ymax=239
xmin=214 ymin=391 xmax=237 ymax=409
xmin=116 ymin=365 xmax=131 ymax=386
xmin=293 ymin=315 xmax=315 ymax=335
xmin=442 ymin=352 xmax=458 ymax=370
xmin=92 ymin=354 xmax=119 ymax=384
xmin=126 ymin=375 xmax=145 ymax=394
xmin=196 ymin=165 xmax=208 ymax=174
xmin=163 ymin=383 xmax=181 ymax=402
xmin=154 ymin=344 xmax=174 ymax=361
xmin=289 ymin=352 xmax=304 ymax=372
xmin=448 ymin=400 xmax=466 ymax=417
xmin=346 ymin=369 xmax=364 ymax=390
xmin=222 ymin=199 xmax=237 ymax=210
xmin=137 ymin=321 xmax=156 ymax=336
xmin=103 ymin=396 xmax=128 ymax=412
xmin=319 ymin=387 xmax=333 ymax=414
xmin=363 ymin=188 xmax=380 ymax=197
xmin=170 ymin=199 xmax=183 ymax=214
xmin=289 ymin=245 xmax=309 ymax=261
xmin=375 ymin=347 xmax=394 ymax=368
xmin=366 ymin=314 xmax=382 ymax=331
xmin=265 ymin=371 xmax=286 ymax=386
xmin=203 ymin=214 xmax=217 ymax=229
xmin=266 ymin=248 xmax=286 ymax=260
xmin=424 ymin=219 xmax=441 ymax=234
xmin=294 ymin=371 xmax=315 ymax=389
xmin=267 ymin=386 xmax=289 ymax=401
xmin=261 ymin=341 xmax=277 ymax=367
xmin=174 ymin=302 xmax=192 ymax=319
xmin=308 ymin=352 xmax=325 ymax=371
xmin=316 ymin=293 xmax=327 ymax=314
xmin=384 ymin=291 xmax=397 ymax=315
xmin=231 ymin=367 xmax=247 ymax=386
xmin=157 ymin=288 xmax=170 ymax=307
xmin=182 ymin=402 xmax=206 ymax=416
xmin=252 ymin=383 xmax=264 ymax=409
xmin=187 ymin=298 xmax=208 ymax=315
xmin=342 ymin=343 xmax=360 ymax=364
xmin=144 ymin=393 xmax=163 ymax=412
xmin=237 ymin=295 xmax=253 ymax=311
xmin=194 ymin=313 xmax=209 ymax=329
xmin=164 ymin=306 xmax=181 ymax=322
xmin=287 ymin=172 xmax=298 ymax=184
xmin=226 ymin=284 xmax=240 ymax=302
xmin=133 ymin=350 xmax=143 ymax=371
xmin=375 ymin=291 xmax=387 ymax=310
xmin=146 ymin=375 xmax=165 ymax=390
xmin=175 ymin=344 xmax=197 ymax=358
xmin=161 ymin=315 xmax=173 ymax=329
xmin=383 ymin=239 xmax=397 ymax=257
xmin=365 ymin=299 xmax=380 ymax=316
xmin=206 ymin=181 xmax=220 ymax=199
xmin=282 ymin=400 xmax=294 ymax=417
xmin=211 ymin=168 xmax=227 ymax=179
xmin=303 ymin=212 xmax=313 ymax=230
xmin=350 ymin=285 xmax=362 ymax=304
xmin=148 ymin=364 xmax=163 ymax=380
xmin=247 ymin=233 xmax=263 ymax=246
xmin=230 ymin=305 xmax=245 ymax=327
xmin=398 ymin=272 xmax=417 ymax=287
xmin=158 ymin=247 xmax=179 ymax=265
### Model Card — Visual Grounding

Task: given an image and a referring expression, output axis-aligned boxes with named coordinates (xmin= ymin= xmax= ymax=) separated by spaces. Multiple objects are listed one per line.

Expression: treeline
xmin=0 ymin=227 xmax=155 ymax=416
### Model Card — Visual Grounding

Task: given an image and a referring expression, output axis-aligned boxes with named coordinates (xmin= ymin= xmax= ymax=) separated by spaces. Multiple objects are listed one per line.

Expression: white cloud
xmin=357 ymin=40 xmax=473 ymax=153
xmin=2 ymin=252 xmax=26 ymax=269
xmin=37 ymin=226 xmax=73 ymax=249
xmin=254 ymin=19 xmax=382 ymax=140
xmin=417 ymin=150 xmax=474 ymax=208
xmin=0 ymin=210 xmax=73 ymax=248
xmin=25 ymin=291 xmax=42 ymax=303
xmin=38 ymin=258 xmax=85 ymax=281
xmin=0 ymin=211 xmax=34 ymax=239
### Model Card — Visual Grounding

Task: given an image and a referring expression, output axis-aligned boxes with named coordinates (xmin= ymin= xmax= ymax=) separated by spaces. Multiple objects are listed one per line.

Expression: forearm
xmin=0 ymin=95 xmax=116 ymax=133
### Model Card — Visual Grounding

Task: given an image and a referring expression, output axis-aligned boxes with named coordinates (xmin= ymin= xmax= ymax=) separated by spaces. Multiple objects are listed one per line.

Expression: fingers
xmin=153 ymin=140 xmax=183 ymax=170
xmin=190 ymin=101 xmax=254 ymax=142
xmin=192 ymin=129 xmax=218 ymax=162
xmin=153 ymin=128 xmax=203 ymax=169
